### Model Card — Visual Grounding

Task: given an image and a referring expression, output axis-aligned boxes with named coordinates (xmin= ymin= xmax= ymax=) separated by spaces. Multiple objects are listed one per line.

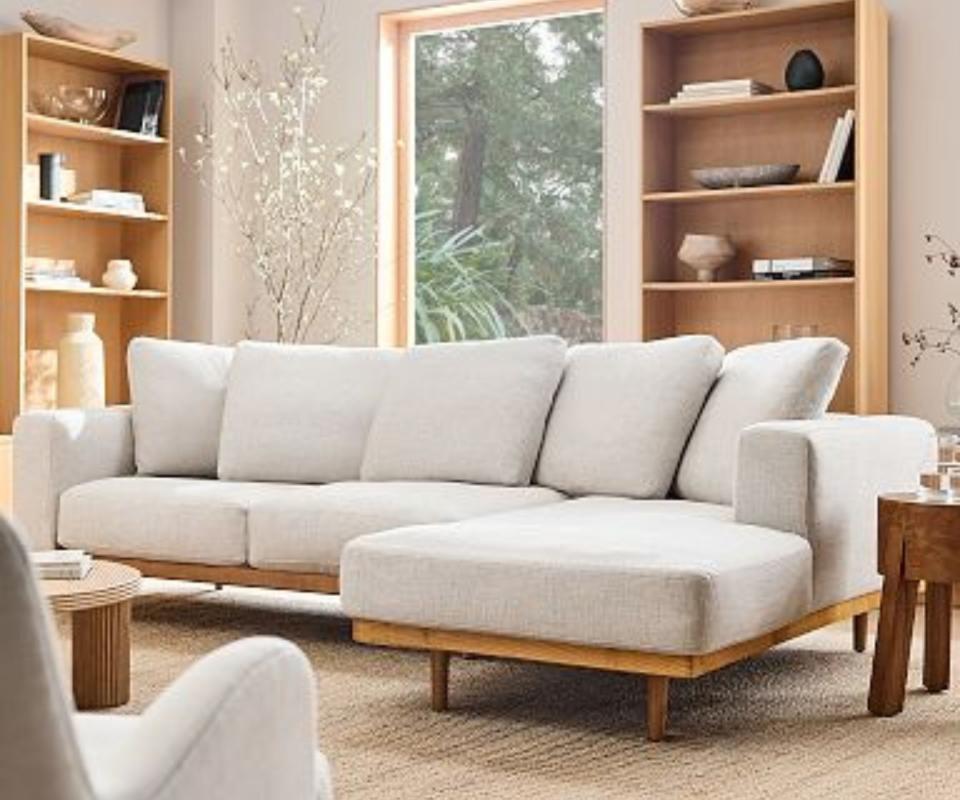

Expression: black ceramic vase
xmin=785 ymin=49 xmax=825 ymax=91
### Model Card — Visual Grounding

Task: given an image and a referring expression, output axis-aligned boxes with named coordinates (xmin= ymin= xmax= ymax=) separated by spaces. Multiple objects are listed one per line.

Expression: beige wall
xmin=2 ymin=1 xmax=956 ymax=425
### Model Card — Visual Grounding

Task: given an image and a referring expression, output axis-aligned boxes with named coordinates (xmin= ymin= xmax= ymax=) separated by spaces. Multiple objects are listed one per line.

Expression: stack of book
xmin=68 ymin=189 xmax=146 ymax=214
xmin=818 ymin=109 xmax=855 ymax=183
xmin=753 ymin=257 xmax=854 ymax=281
xmin=670 ymin=79 xmax=774 ymax=104
xmin=24 ymin=257 xmax=90 ymax=289
xmin=32 ymin=549 xmax=93 ymax=580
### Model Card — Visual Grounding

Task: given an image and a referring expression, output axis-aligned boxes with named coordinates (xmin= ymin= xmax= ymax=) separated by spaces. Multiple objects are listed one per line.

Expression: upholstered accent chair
xmin=0 ymin=513 xmax=332 ymax=800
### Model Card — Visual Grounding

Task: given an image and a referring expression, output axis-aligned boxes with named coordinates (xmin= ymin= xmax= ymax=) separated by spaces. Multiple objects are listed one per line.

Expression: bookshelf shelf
xmin=639 ymin=0 xmax=888 ymax=414
xmin=643 ymin=278 xmax=855 ymax=293
xmin=0 ymin=33 xmax=172 ymax=430
xmin=643 ymin=181 xmax=854 ymax=205
xmin=25 ymin=284 xmax=169 ymax=300
xmin=27 ymin=113 xmax=168 ymax=147
xmin=28 ymin=199 xmax=168 ymax=223
xmin=643 ymin=85 xmax=856 ymax=117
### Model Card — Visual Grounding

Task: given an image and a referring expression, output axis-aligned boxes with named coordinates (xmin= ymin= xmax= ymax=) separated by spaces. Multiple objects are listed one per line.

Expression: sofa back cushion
xmin=361 ymin=336 xmax=567 ymax=486
xmin=218 ymin=341 xmax=402 ymax=484
xmin=535 ymin=336 xmax=724 ymax=498
xmin=675 ymin=337 xmax=849 ymax=505
xmin=128 ymin=338 xmax=233 ymax=477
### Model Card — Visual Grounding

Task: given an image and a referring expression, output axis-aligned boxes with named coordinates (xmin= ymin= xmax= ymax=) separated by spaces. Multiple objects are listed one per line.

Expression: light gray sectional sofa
xmin=13 ymin=334 xmax=933 ymax=740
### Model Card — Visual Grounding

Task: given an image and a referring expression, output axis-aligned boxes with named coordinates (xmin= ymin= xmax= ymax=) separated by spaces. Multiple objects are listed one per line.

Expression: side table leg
xmin=924 ymin=582 xmax=952 ymax=693
xmin=72 ymin=600 xmax=132 ymax=710
xmin=869 ymin=575 xmax=919 ymax=716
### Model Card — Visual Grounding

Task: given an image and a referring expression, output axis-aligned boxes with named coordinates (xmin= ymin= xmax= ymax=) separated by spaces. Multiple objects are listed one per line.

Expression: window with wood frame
xmin=379 ymin=1 xmax=604 ymax=346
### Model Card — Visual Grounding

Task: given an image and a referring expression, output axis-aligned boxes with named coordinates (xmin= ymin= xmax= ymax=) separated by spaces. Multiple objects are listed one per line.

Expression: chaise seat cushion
xmin=341 ymin=497 xmax=813 ymax=655
xmin=57 ymin=477 xmax=564 ymax=571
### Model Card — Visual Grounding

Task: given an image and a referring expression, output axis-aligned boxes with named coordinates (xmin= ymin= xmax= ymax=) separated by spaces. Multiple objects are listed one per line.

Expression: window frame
xmin=377 ymin=0 xmax=606 ymax=347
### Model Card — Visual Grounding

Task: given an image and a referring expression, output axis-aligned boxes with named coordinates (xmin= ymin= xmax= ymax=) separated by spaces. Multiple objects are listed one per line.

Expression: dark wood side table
xmin=868 ymin=493 xmax=957 ymax=716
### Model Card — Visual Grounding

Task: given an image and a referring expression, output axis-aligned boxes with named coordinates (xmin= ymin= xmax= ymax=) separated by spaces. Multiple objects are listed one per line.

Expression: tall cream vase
xmin=57 ymin=313 xmax=105 ymax=409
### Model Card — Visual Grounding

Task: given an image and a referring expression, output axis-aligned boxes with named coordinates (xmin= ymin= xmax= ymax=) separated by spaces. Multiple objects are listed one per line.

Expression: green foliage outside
xmin=413 ymin=12 xmax=604 ymax=344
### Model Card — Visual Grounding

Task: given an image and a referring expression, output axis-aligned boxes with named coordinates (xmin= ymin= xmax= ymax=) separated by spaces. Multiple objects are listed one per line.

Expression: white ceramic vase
xmin=102 ymin=259 xmax=138 ymax=291
xmin=57 ymin=313 xmax=105 ymax=409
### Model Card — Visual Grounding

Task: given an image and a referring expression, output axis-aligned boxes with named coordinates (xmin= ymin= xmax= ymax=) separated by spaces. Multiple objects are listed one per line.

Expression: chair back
xmin=0 ymin=514 xmax=92 ymax=800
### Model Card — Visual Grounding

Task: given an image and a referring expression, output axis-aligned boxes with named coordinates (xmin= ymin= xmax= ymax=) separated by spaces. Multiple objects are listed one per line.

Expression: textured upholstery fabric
xmin=361 ymin=336 xmax=566 ymax=486
xmin=341 ymin=497 xmax=813 ymax=654
xmin=58 ymin=476 xmax=563 ymax=572
xmin=248 ymin=481 xmax=565 ymax=573
xmin=0 ymin=514 xmax=93 ymax=800
xmin=128 ymin=338 xmax=233 ymax=477
xmin=0 ymin=514 xmax=327 ymax=800
xmin=536 ymin=336 xmax=724 ymax=498
xmin=58 ymin=478 xmax=263 ymax=565
xmin=676 ymin=337 xmax=849 ymax=505
xmin=218 ymin=341 xmax=402 ymax=484
xmin=76 ymin=639 xmax=326 ymax=800
xmin=735 ymin=415 xmax=935 ymax=608
xmin=13 ymin=407 xmax=135 ymax=551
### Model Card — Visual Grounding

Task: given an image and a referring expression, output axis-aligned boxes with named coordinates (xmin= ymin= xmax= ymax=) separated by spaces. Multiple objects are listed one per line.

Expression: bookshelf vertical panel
xmin=0 ymin=36 xmax=25 ymax=432
xmin=855 ymin=0 xmax=889 ymax=413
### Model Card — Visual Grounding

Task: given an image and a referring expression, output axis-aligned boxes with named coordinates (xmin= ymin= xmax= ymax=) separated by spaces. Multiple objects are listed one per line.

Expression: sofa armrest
xmin=13 ymin=407 xmax=135 ymax=551
xmin=735 ymin=415 xmax=935 ymax=608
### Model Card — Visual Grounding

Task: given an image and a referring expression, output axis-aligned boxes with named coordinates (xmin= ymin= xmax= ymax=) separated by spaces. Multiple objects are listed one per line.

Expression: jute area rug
xmin=63 ymin=582 xmax=960 ymax=799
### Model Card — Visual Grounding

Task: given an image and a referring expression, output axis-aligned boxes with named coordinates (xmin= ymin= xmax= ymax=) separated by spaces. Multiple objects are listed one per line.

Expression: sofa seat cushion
xmin=248 ymin=482 xmax=566 ymax=573
xmin=58 ymin=477 xmax=564 ymax=572
xmin=58 ymin=478 xmax=269 ymax=565
xmin=341 ymin=497 xmax=813 ymax=655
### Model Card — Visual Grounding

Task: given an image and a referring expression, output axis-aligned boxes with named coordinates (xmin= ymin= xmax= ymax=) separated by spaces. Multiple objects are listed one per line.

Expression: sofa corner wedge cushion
xmin=735 ymin=414 xmax=934 ymax=608
xmin=361 ymin=336 xmax=567 ymax=486
xmin=218 ymin=341 xmax=403 ymax=484
xmin=341 ymin=497 xmax=813 ymax=655
xmin=536 ymin=336 xmax=724 ymax=498
xmin=128 ymin=337 xmax=233 ymax=478
xmin=676 ymin=337 xmax=849 ymax=505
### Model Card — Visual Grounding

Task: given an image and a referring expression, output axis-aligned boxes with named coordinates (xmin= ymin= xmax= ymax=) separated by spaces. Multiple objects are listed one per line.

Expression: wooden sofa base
xmin=353 ymin=592 xmax=880 ymax=742
xmin=112 ymin=558 xmax=340 ymax=594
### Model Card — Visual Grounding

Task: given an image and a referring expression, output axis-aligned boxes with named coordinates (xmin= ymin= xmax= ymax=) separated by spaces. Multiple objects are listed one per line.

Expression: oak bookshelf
xmin=639 ymin=0 xmax=888 ymax=413
xmin=0 ymin=33 xmax=172 ymax=433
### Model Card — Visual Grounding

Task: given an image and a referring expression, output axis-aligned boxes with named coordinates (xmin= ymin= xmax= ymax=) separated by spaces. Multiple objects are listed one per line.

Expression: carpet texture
xmin=63 ymin=582 xmax=960 ymax=799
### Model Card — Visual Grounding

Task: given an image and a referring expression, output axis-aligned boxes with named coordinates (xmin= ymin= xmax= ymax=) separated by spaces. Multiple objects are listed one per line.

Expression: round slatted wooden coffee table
xmin=43 ymin=560 xmax=141 ymax=710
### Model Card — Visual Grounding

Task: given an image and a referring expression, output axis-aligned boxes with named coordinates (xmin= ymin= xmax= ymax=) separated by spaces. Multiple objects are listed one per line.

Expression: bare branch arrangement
xmin=902 ymin=234 xmax=960 ymax=367
xmin=180 ymin=7 xmax=375 ymax=343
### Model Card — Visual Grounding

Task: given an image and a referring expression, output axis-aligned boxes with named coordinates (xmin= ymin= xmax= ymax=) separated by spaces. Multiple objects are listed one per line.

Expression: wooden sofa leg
xmin=646 ymin=676 xmax=669 ymax=742
xmin=853 ymin=612 xmax=868 ymax=653
xmin=430 ymin=651 xmax=450 ymax=712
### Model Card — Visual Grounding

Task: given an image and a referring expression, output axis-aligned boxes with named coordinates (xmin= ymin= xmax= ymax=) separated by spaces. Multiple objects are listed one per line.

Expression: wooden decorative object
xmin=355 ymin=592 xmax=879 ymax=741
xmin=42 ymin=560 xmax=141 ymax=709
xmin=869 ymin=494 xmax=960 ymax=716
xmin=640 ymin=0 xmax=889 ymax=413
xmin=0 ymin=33 xmax=172 ymax=433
